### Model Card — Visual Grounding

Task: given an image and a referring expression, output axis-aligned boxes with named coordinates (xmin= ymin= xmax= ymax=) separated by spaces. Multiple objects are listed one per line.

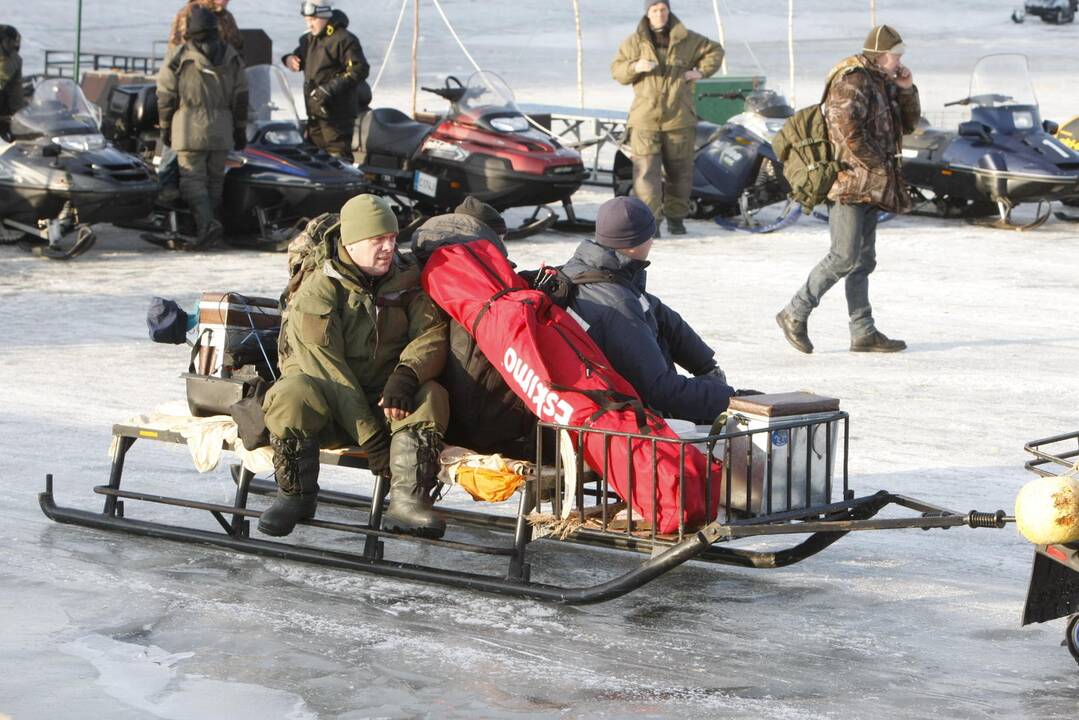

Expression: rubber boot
xmin=258 ymin=435 xmax=320 ymax=537
xmin=190 ymin=196 xmax=223 ymax=248
xmin=382 ymin=428 xmax=446 ymax=539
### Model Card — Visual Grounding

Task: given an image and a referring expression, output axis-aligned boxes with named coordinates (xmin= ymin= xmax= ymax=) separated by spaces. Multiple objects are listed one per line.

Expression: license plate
xmin=413 ymin=171 xmax=438 ymax=198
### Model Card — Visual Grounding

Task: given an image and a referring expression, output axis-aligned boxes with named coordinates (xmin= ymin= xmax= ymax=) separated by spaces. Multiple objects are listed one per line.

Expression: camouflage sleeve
xmin=286 ymin=276 xmax=382 ymax=444
xmin=825 ymin=70 xmax=885 ymax=173
xmin=0 ymin=55 xmax=26 ymax=114
xmin=694 ymin=35 xmax=725 ymax=79
xmin=396 ymin=291 xmax=448 ymax=386
xmin=155 ymin=58 xmax=179 ymax=128
xmin=898 ymin=85 xmax=921 ymax=136
xmin=610 ymin=35 xmax=641 ymax=86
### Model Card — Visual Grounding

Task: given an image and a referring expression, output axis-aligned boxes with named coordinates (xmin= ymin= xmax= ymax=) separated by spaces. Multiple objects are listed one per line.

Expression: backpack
xmin=283 ymin=212 xmax=342 ymax=304
xmin=772 ymin=67 xmax=866 ymax=213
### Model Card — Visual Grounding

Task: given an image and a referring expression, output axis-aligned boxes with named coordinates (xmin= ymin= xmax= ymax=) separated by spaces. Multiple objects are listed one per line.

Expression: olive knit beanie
xmin=340 ymin=194 xmax=399 ymax=245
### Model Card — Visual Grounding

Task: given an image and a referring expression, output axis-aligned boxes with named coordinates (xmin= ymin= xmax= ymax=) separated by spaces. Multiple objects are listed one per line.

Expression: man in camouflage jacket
xmin=611 ymin=1 xmax=724 ymax=236
xmin=777 ymin=24 xmax=920 ymax=354
xmin=0 ymin=25 xmax=26 ymax=136
xmin=261 ymin=194 xmax=451 ymax=539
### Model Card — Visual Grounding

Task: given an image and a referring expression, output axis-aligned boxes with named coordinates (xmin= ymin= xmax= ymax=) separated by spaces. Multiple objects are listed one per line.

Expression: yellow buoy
xmin=1015 ymin=473 xmax=1079 ymax=546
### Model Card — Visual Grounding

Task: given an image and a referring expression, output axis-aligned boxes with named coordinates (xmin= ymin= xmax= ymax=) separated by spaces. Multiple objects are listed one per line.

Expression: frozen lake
xmin=4 ymin=0 xmax=1079 ymax=717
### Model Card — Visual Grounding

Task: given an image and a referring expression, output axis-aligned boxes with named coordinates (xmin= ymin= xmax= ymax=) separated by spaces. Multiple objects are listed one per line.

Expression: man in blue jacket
xmin=561 ymin=196 xmax=742 ymax=424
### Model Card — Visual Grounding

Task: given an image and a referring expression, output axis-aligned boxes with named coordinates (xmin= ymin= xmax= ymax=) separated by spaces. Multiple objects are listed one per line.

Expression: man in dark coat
xmin=561 ymin=196 xmax=740 ymax=425
xmin=0 ymin=25 xmax=26 ymax=137
xmin=282 ymin=1 xmax=369 ymax=160
xmin=776 ymin=24 xmax=920 ymax=354
xmin=411 ymin=198 xmax=541 ymax=460
xmin=157 ymin=7 xmax=248 ymax=245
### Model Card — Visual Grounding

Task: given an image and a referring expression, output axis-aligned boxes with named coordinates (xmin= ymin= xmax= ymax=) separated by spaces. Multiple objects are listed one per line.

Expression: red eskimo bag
xmin=422 ymin=239 xmax=722 ymax=533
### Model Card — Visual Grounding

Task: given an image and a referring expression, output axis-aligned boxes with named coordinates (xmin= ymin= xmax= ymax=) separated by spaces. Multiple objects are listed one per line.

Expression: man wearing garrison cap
xmin=777 ymin=24 xmax=921 ymax=354
xmin=611 ymin=1 xmax=724 ymax=237
xmin=559 ymin=197 xmax=753 ymax=424
xmin=261 ymin=194 xmax=451 ymax=540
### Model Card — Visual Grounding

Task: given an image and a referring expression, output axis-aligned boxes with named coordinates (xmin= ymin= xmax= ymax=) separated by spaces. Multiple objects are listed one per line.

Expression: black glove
xmin=381 ymin=366 xmax=419 ymax=414
xmin=360 ymin=429 xmax=391 ymax=477
xmin=160 ymin=125 xmax=172 ymax=148
xmin=308 ymin=85 xmax=331 ymax=118
xmin=233 ymin=127 xmax=247 ymax=151
xmin=734 ymin=388 xmax=765 ymax=397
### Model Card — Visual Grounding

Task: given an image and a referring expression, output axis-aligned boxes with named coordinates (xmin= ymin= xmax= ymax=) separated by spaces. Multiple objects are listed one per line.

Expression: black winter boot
xmin=258 ymin=435 xmax=321 ymax=537
xmin=667 ymin=217 xmax=687 ymax=235
xmin=382 ymin=428 xmax=446 ymax=539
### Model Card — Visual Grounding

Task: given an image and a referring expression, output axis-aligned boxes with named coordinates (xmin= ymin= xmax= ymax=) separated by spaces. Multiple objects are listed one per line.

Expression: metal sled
xmin=40 ymin=411 xmax=1013 ymax=604
xmin=1021 ymin=430 xmax=1079 ymax=666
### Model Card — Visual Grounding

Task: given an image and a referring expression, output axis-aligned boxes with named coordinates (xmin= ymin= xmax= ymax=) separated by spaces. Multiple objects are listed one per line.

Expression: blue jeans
xmin=786 ymin=203 xmax=878 ymax=337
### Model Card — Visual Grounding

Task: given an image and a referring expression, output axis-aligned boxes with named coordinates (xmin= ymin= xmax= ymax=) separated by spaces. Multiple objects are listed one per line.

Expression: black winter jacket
xmin=562 ymin=241 xmax=734 ymax=424
xmin=285 ymin=10 xmax=370 ymax=123
xmin=412 ymin=214 xmax=537 ymax=457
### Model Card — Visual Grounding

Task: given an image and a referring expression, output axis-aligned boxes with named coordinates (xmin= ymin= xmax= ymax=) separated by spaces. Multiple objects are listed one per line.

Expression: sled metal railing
xmin=1025 ymin=430 xmax=1079 ymax=478
xmin=534 ymin=411 xmax=850 ymax=544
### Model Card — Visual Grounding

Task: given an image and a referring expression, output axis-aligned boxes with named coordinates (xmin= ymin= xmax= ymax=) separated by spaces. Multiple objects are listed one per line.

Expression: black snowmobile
xmin=0 ymin=77 xmax=158 ymax=259
xmin=351 ymin=71 xmax=590 ymax=240
xmin=104 ymin=64 xmax=367 ymax=250
xmin=1012 ymin=0 xmax=1077 ymax=24
xmin=901 ymin=54 xmax=1079 ymax=230
xmin=612 ymin=89 xmax=799 ymax=233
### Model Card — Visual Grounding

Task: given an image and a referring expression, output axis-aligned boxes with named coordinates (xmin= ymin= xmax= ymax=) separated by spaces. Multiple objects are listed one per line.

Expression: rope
xmin=371 ymin=0 xmax=410 ymax=93
xmin=429 ymin=0 xmax=483 ymax=74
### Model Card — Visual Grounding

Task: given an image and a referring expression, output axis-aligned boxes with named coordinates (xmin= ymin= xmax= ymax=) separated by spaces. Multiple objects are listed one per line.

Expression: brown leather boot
xmin=776 ymin=309 xmax=813 ymax=354
xmin=850 ymin=330 xmax=907 ymax=353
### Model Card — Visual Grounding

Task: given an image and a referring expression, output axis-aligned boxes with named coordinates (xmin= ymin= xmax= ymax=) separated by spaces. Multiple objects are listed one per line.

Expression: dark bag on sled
xmin=228 ymin=376 xmax=271 ymax=449
xmin=184 ymin=292 xmax=280 ymax=417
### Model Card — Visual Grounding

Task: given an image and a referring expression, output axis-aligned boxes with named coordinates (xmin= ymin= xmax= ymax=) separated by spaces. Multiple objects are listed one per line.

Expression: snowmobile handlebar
xmin=420 ymin=76 xmax=467 ymax=104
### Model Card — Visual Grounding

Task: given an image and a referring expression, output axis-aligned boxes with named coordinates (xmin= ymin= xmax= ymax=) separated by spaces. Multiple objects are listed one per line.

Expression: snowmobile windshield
xmin=11 ymin=78 xmax=101 ymax=140
xmin=968 ymin=54 xmax=1038 ymax=108
xmin=743 ymin=90 xmax=793 ymax=119
xmin=458 ymin=71 xmax=529 ymax=132
xmin=245 ymin=64 xmax=304 ymax=144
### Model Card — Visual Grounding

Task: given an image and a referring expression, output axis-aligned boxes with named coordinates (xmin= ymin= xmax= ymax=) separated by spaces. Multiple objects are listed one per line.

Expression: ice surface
xmin=3 ymin=1 xmax=1079 ymax=718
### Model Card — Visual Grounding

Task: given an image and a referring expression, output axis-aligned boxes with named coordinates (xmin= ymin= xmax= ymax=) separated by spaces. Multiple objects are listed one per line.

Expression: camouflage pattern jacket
xmin=824 ymin=54 xmax=920 ymax=213
xmin=611 ymin=15 xmax=724 ymax=132
xmin=278 ymin=229 xmax=448 ymax=445
xmin=167 ymin=0 xmax=244 ymax=55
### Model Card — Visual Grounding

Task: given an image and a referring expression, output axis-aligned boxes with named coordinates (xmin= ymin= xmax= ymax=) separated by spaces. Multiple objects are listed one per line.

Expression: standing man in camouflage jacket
xmin=282 ymin=1 xmax=369 ymax=160
xmin=0 ymin=25 xmax=26 ymax=138
xmin=157 ymin=7 xmax=248 ymax=246
xmin=611 ymin=1 xmax=724 ymax=236
xmin=777 ymin=25 xmax=920 ymax=354
xmin=261 ymin=195 xmax=451 ymax=539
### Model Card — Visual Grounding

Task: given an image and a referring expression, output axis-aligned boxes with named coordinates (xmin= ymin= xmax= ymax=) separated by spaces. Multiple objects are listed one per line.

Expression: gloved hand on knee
xmin=360 ymin=429 xmax=391 ymax=477
xmin=380 ymin=366 xmax=419 ymax=418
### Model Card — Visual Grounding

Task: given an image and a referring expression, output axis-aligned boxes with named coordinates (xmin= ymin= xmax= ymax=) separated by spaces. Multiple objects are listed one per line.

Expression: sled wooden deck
xmin=40 ymin=413 xmax=1014 ymax=603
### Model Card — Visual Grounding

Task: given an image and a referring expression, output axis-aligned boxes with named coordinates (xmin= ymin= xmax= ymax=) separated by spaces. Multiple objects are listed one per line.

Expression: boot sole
xmin=849 ymin=345 xmax=907 ymax=353
xmin=257 ymin=520 xmax=294 ymax=537
xmin=382 ymin=521 xmax=446 ymax=539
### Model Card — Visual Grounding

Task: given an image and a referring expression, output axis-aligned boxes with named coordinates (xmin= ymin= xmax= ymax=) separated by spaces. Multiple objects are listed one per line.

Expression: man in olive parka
xmin=611 ymin=1 xmax=723 ymax=235
xmin=261 ymin=194 xmax=451 ymax=539
xmin=157 ymin=6 xmax=247 ymax=245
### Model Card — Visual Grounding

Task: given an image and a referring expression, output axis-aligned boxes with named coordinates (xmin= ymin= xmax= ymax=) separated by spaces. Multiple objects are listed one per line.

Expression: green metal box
xmin=694 ymin=75 xmax=767 ymax=125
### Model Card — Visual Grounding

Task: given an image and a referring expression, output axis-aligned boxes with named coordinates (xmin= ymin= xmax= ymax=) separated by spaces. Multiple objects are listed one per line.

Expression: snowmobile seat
xmin=903 ymin=127 xmax=951 ymax=162
xmin=359 ymin=108 xmax=433 ymax=158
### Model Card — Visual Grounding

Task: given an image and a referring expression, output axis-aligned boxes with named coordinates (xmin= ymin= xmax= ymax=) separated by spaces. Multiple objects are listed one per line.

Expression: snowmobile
xmin=104 ymin=64 xmax=367 ymax=250
xmin=612 ymin=89 xmax=800 ymax=234
xmin=351 ymin=71 xmax=590 ymax=240
xmin=901 ymin=54 xmax=1079 ymax=230
xmin=0 ymin=77 xmax=158 ymax=259
xmin=1012 ymin=0 xmax=1077 ymax=24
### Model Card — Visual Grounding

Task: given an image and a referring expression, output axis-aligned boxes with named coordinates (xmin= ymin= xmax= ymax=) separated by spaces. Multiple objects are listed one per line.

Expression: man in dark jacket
xmin=262 ymin=195 xmax=450 ymax=539
xmin=282 ymin=1 xmax=369 ymax=160
xmin=411 ymin=198 xmax=540 ymax=460
xmin=157 ymin=7 xmax=248 ymax=246
xmin=561 ymin=196 xmax=739 ymax=425
xmin=776 ymin=25 xmax=920 ymax=354
xmin=0 ymin=25 xmax=26 ymax=137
